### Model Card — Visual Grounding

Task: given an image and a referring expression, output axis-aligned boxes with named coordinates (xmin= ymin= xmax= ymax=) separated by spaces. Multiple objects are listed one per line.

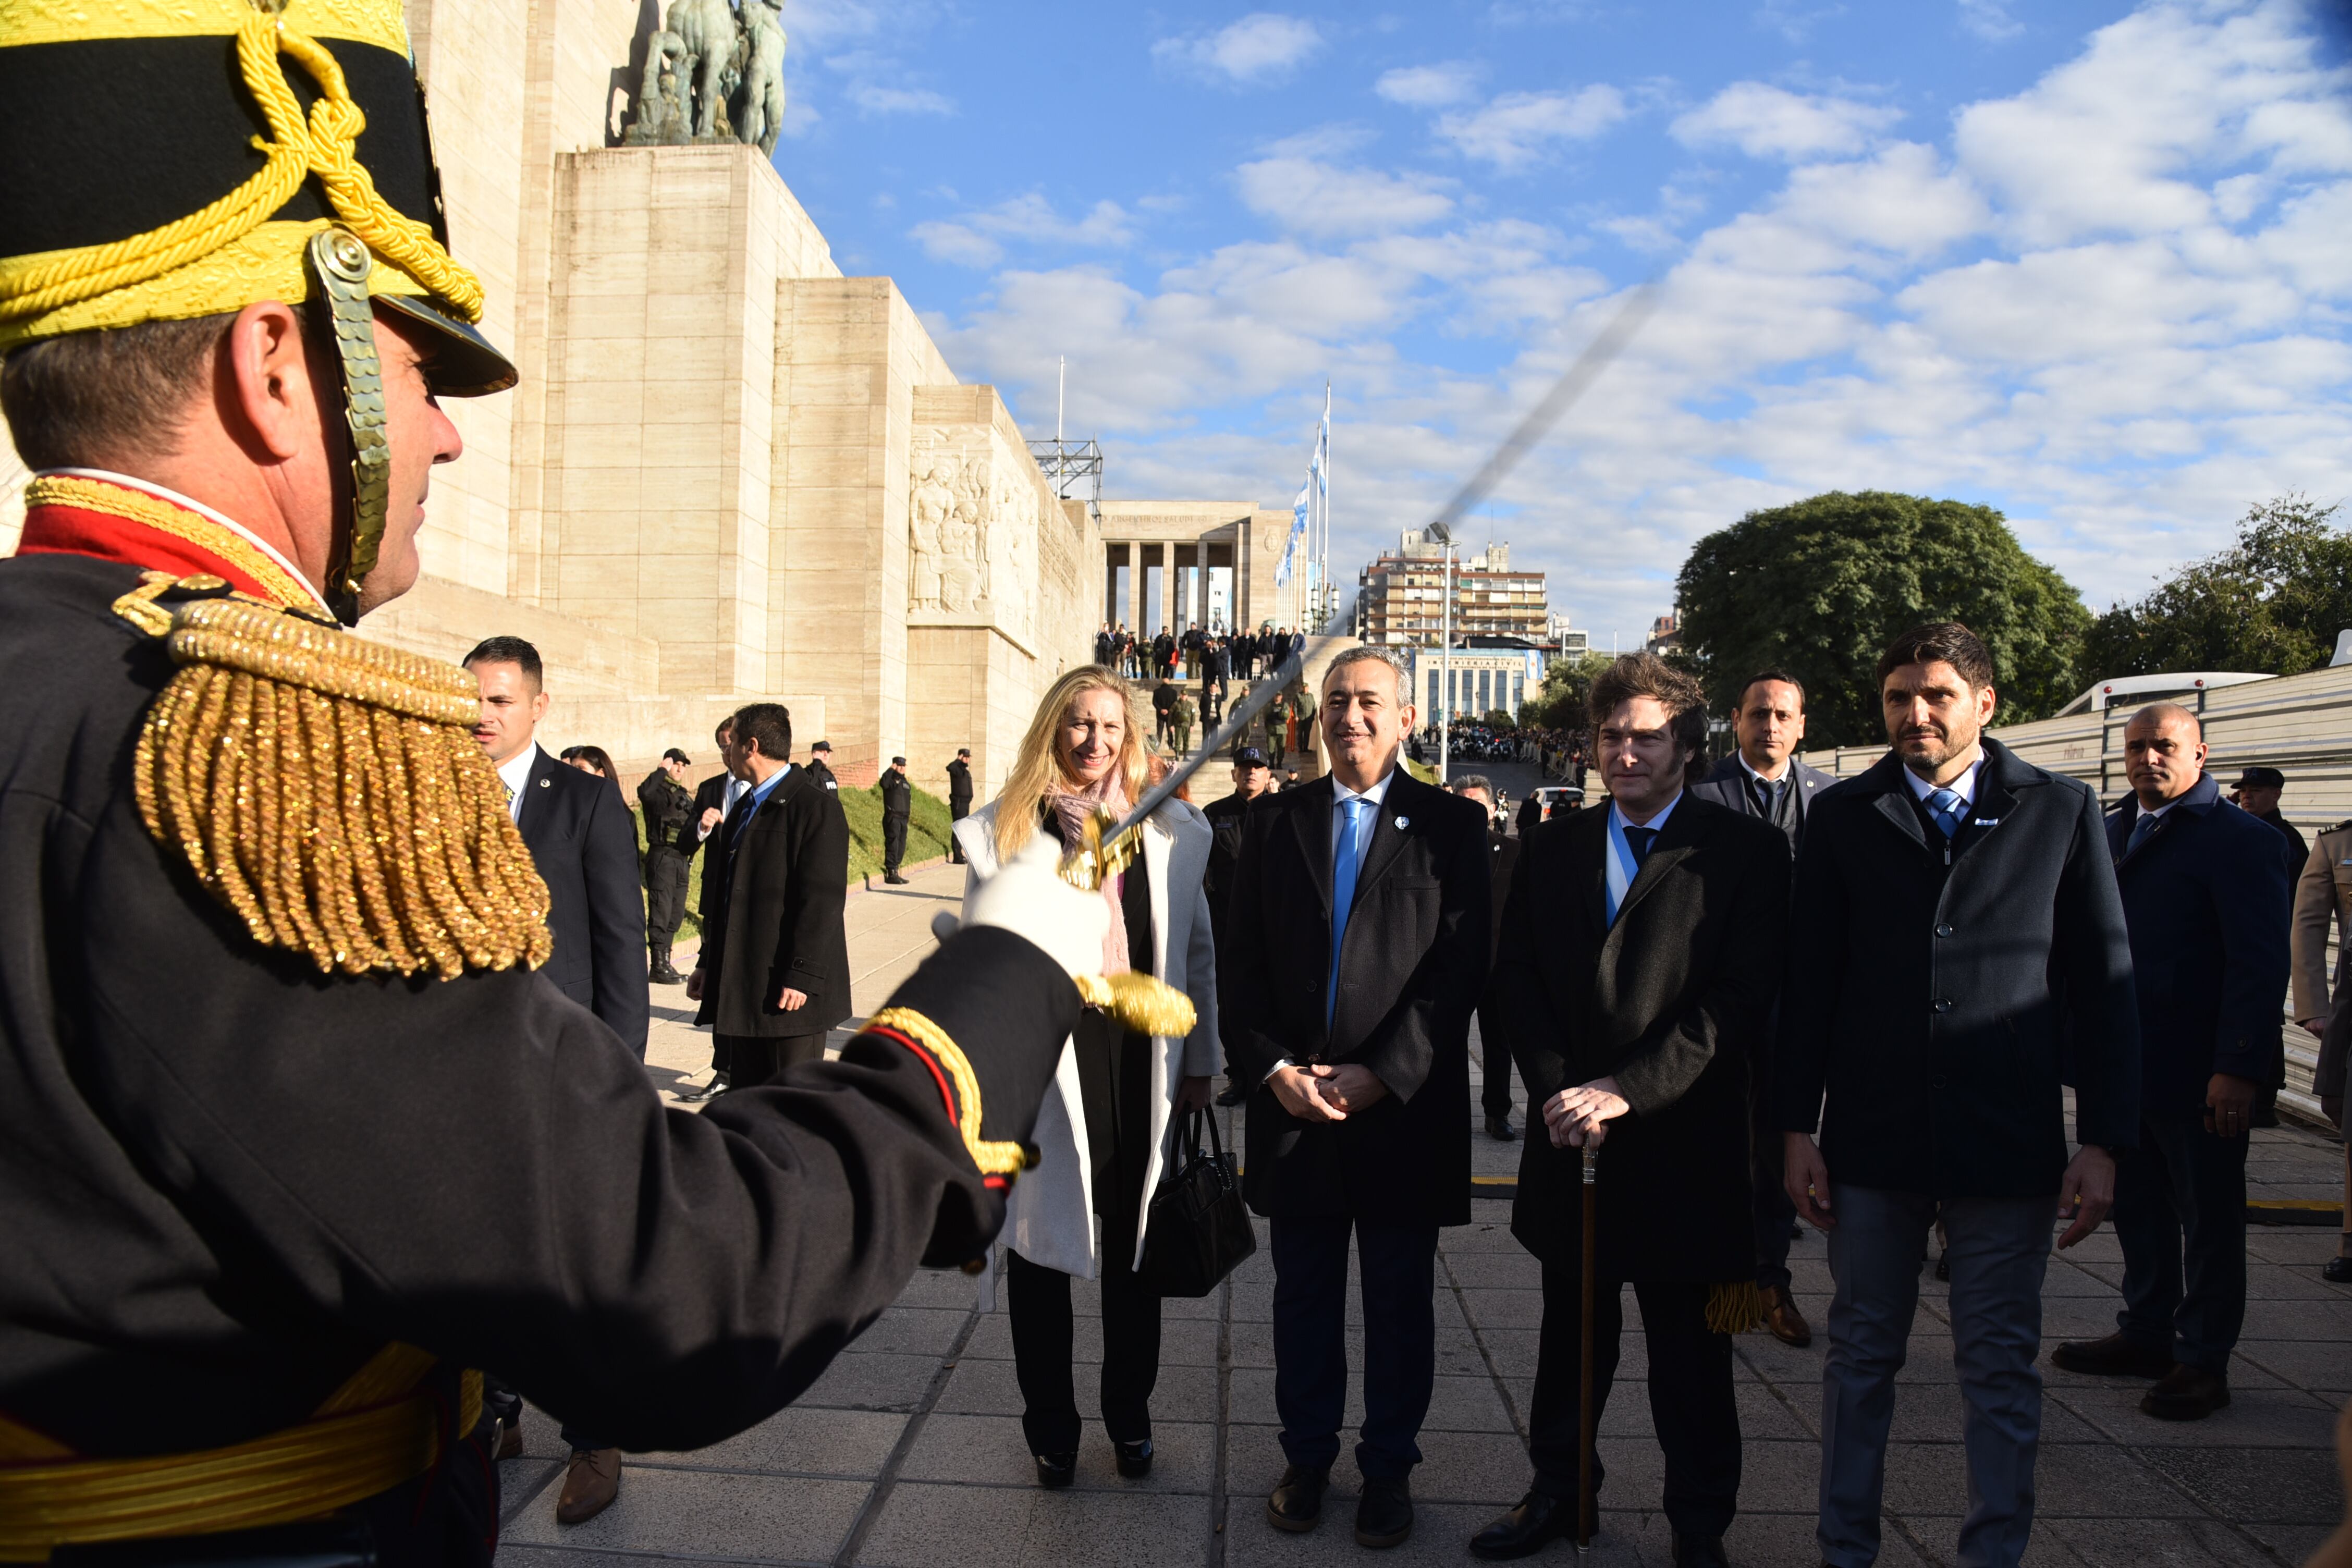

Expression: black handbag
xmin=1140 ymin=1108 xmax=1256 ymax=1297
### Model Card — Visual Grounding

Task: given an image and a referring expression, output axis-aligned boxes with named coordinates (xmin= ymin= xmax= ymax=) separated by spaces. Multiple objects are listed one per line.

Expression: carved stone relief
xmin=909 ymin=429 xmax=1039 ymax=643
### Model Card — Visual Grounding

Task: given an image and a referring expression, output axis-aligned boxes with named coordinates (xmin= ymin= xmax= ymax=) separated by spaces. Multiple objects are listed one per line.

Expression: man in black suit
xmin=467 ymin=635 xmax=651 ymax=1522
xmin=1687 ymin=670 xmax=1837 ymax=1349
xmin=881 ymin=755 xmax=913 ymax=884
xmin=1471 ymin=656 xmax=1789 ymax=1567
xmin=688 ymin=703 xmax=852 ymax=1089
xmin=1778 ymin=622 xmax=2139 ymax=1568
xmin=1221 ymin=645 xmax=1489 ymax=1550
xmin=1450 ymin=775 xmax=1521 ymax=1141
xmin=1207 ymin=745 xmax=1278 ymax=1108
xmin=2052 ymin=704 xmax=2288 ymax=1419
xmin=947 ymin=748 xmax=975 ymax=864
xmin=639 ymin=747 xmax=696 ymax=985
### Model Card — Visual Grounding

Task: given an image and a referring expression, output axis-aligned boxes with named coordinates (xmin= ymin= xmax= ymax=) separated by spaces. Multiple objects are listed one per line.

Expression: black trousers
xmin=643 ymin=845 xmax=689 ymax=942
xmin=949 ymin=800 xmax=971 ymax=862
xmin=1480 ymin=1033 xmax=1514 ymax=1121
xmin=1753 ymin=1138 xmax=1795 ymax=1292
xmin=1271 ymin=1214 xmax=1438 ymax=1481
xmin=714 ymin=1031 xmax=827 ymax=1086
xmin=1527 ymin=1259 xmax=1740 ymax=1537
xmin=2114 ymin=1108 xmax=2249 ymax=1373
xmin=883 ymin=811 xmax=909 ymax=873
xmin=1007 ymin=1248 xmax=1162 ymax=1452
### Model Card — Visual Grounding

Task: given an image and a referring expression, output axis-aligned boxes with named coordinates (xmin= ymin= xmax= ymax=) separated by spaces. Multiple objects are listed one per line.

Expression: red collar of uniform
xmin=13 ymin=471 xmax=328 ymax=612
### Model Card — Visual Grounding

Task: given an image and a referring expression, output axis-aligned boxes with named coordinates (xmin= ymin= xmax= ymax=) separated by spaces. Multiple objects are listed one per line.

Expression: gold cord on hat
xmin=0 ymin=8 xmax=482 ymax=326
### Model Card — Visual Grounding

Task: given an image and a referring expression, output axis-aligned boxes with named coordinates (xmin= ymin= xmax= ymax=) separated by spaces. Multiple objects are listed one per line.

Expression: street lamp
xmin=1427 ymin=522 xmax=1455 ymax=785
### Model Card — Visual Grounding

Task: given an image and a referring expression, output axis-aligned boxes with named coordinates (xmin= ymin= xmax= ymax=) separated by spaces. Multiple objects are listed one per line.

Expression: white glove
xmin=962 ymin=832 xmax=1109 ymax=981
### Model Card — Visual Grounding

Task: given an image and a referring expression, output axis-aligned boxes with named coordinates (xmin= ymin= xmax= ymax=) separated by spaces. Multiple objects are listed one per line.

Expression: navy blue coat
xmin=1774 ymin=739 xmax=2140 ymax=1198
xmin=2104 ymin=775 xmax=2290 ymax=1113
xmin=1686 ymin=754 xmax=1838 ymax=853
xmin=518 ymin=746 xmax=650 ymax=1059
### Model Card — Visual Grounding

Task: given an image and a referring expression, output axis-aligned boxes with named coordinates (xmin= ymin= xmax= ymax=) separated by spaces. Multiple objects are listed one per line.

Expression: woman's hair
xmin=994 ymin=666 xmax=1151 ymax=864
xmin=559 ymin=744 xmax=623 ymax=796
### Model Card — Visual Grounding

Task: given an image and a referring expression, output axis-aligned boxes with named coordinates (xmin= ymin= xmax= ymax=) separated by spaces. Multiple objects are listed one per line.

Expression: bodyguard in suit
xmin=1688 ymin=670 xmax=1836 ymax=1350
xmin=1450 ymin=774 xmax=1523 ymax=1141
xmin=467 ymin=635 xmax=651 ymax=1520
xmin=688 ymin=703 xmax=853 ymax=1087
xmin=677 ymin=721 xmax=751 ymax=1100
xmin=466 ymin=638 xmax=650 ymax=1061
xmin=2052 ymin=704 xmax=2287 ymax=1419
xmin=1778 ymin=622 xmax=2139 ymax=1568
xmin=1221 ymin=646 xmax=1489 ymax=1550
xmin=639 ymin=747 xmax=696 ymax=985
xmin=1473 ymin=656 xmax=1790 ymax=1567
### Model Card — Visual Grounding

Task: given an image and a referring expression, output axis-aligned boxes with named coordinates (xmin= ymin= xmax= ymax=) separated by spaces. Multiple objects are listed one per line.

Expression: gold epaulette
xmin=117 ymin=575 xmax=553 ymax=980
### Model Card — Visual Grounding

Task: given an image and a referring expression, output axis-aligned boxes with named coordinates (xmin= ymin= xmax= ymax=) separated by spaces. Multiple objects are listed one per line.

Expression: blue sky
xmin=764 ymin=0 xmax=2351 ymax=646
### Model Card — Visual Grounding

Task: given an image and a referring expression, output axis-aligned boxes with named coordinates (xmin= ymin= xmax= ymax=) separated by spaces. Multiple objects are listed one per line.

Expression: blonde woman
xmin=953 ymin=667 xmax=1220 ymax=1489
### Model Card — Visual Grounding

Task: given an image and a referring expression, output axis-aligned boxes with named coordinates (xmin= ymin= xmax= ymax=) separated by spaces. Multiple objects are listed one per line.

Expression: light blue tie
xmin=1328 ymin=798 xmax=1368 ymax=1031
xmin=2125 ymin=812 xmax=2159 ymax=856
xmin=1925 ymin=787 xmax=1966 ymax=840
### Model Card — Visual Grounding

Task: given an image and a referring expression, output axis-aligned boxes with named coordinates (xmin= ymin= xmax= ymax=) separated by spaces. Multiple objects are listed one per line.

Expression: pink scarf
xmin=1048 ymin=773 xmax=1133 ymax=977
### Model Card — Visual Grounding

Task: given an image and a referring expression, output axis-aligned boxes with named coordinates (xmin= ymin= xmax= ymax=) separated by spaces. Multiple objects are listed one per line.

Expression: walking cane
xmin=1578 ymin=1140 xmax=1599 ymax=1553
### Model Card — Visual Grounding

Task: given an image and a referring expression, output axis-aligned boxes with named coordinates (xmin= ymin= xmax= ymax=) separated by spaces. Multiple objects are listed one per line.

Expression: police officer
xmin=639 ymin=748 xmax=696 ymax=983
xmin=882 ymin=755 xmax=915 ymax=884
xmin=947 ymin=746 xmax=975 ymax=864
xmin=0 ymin=5 xmax=1145 ymax=1556
xmin=808 ymin=739 xmax=841 ymax=793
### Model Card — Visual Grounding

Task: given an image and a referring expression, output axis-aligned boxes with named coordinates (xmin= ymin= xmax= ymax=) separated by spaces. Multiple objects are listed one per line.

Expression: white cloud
xmin=1958 ymin=0 xmax=2024 ymax=42
xmin=1235 ymin=157 xmax=1457 ymax=237
xmin=1434 ymin=87 xmax=1630 ymax=168
xmin=1376 ymin=62 xmax=1481 ymax=108
xmin=847 ymin=84 xmax=953 ymax=116
xmin=1153 ymin=14 xmax=1324 ymax=87
xmin=911 ymin=194 xmax=1136 ymax=268
xmin=1671 ymin=82 xmax=1902 ymax=161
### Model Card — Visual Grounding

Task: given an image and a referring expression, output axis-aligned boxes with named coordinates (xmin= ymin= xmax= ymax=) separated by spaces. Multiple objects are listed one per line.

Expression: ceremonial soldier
xmin=0 ymin=3 xmax=1145 ymax=1558
xmin=639 ymin=748 xmax=697 ymax=984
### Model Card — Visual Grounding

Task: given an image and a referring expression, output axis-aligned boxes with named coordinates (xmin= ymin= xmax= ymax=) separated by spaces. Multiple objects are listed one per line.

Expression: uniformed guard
xmin=0 ymin=2 xmax=1172 ymax=1559
xmin=638 ymin=748 xmax=697 ymax=983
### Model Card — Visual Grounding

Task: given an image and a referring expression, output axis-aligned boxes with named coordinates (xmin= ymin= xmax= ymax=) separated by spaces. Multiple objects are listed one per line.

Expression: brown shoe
xmin=493 ymin=1413 xmax=524 ymax=1461
xmin=556 ymin=1447 xmax=622 ymax=1524
xmin=2051 ymin=1331 xmax=2173 ymax=1379
xmin=1762 ymin=1284 xmax=1812 ymax=1348
xmin=2142 ymin=1363 xmax=2230 ymax=1420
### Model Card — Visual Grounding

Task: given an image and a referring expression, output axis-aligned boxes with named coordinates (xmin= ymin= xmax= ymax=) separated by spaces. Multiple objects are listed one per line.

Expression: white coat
xmin=953 ymin=797 xmax=1221 ymax=1285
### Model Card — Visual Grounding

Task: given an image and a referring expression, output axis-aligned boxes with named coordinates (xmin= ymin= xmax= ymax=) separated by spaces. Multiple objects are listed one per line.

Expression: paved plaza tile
xmin=515 ymin=859 xmax=2352 ymax=1564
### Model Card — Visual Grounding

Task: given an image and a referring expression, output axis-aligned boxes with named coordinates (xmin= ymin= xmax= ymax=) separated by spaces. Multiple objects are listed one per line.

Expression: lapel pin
xmin=1394 ymin=815 xmax=1408 ymax=830
xmin=538 ymin=778 xmax=550 ymax=788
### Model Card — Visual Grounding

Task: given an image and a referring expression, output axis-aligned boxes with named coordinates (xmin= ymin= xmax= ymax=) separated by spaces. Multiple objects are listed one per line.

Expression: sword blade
xmin=1091 ymin=283 xmax=1656 ymax=851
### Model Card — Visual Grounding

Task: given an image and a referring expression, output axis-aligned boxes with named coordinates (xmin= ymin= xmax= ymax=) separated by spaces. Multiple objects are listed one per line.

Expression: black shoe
xmin=1034 ymin=1450 xmax=1077 ymax=1488
xmin=1485 ymin=1115 xmax=1519 ymax=1142
xmin=2050 ymin=1331 xmax=2174 ymax=1379
xmin=1215 ymin=1080 xmax=1248 ymax=1108
xmin=1934 ymin=1246 xmax=1950 ymax=1282
xmin=1355 ymin=1479 xmax=1414 ymax=1549
xmin=675 ymin=1074 xmax=728 ymax=1104
xmin=1789 ymin=1220 xmax=1806 ymax=1241
xmin=1266 ymin=1465 xmax=1329 ymax=1532
xmin=1671 ymin=1530 xmax=1729 ymax=1568
xmin=1468 ymin=1489 xmax=1574 ymax=1560
xmin=1114 ymin=1438 xmax=1153 ymax=1478
xmin=649 ymin=959 xmax=683 ymax=985
xmin=2327 ymin=1256 xmax=2352 ymax=1283
xmin=884 ymin=872 xmax=911 ymax=885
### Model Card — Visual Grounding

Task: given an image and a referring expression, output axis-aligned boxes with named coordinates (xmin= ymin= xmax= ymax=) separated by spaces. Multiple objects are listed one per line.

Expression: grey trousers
xmin=1819 ymin=1185 xmax=2058 ymax=1568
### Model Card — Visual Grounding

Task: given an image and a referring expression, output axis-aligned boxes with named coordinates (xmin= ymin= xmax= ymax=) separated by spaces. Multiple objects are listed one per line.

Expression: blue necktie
xmin=2125 ymin=812 xmax=2159 ymax=856
xmin=1623 ymin=825 xmax=1657 ymax=865
xmin=1328 ymin=797 xmax=1368 ymax=1030
xmin=1925 ymin=787 xmax=1966 ymax=840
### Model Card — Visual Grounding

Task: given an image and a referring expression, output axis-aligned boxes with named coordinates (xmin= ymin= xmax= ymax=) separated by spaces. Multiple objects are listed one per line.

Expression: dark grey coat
xmin=696 ymin=767 xmax=852 ymax=1037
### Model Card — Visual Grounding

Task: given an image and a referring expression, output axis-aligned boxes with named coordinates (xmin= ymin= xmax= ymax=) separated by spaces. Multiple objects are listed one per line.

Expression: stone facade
xmin=0 ymin=0 xmax=1110 ymax=803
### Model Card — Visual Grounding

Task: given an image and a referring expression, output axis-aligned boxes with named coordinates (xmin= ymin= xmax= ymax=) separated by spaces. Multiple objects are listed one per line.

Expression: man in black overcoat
xmin=689 ymin=704 xmax=853 ymax=1086
xmin=947 ymin=748 xmax=975 ymax=864
xmin=2052 ymin=704 xmax=2288 ymax=1419
xmin=1450 ymin=774 xmax=1523 ymax=1140
xmin=1686 ymin=669 xmax=1837 ymax=1348
xmin=1472 ymin=656 xmax=1789 ymax=1567
xmin=1221 ymin=647 xmax=1489 ymax=1550
xmin=640 ymin=748 xmax=697 ymax=983
xmin=1777 ymin=622 xmax=2139 ymax=1568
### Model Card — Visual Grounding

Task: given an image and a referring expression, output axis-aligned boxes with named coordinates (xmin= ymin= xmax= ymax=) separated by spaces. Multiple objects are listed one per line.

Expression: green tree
xmin=2077 ymin=495 xmax=2352 ymax=680
xmin=1674 ymin=491 xmax=2091 ymax=749
xmin=1527 ymin=650 xmax=1614 ymax=731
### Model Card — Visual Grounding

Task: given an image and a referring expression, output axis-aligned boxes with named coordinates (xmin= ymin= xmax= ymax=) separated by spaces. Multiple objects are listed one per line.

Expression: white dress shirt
xmin=1330 ymin=766 xmax=1396 ymax=863
xmin=496 ymin=747 xmax=538 ymax=825
xmin=699 ymin=775 xmax=751 ymax=841
xmin=1901 ymin=752 xmax=1985 ymax=812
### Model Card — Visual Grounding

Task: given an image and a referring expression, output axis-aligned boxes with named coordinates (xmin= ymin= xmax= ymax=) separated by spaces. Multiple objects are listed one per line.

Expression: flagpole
xmin=1321 ymin=382 xmax=1333 ymax=628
